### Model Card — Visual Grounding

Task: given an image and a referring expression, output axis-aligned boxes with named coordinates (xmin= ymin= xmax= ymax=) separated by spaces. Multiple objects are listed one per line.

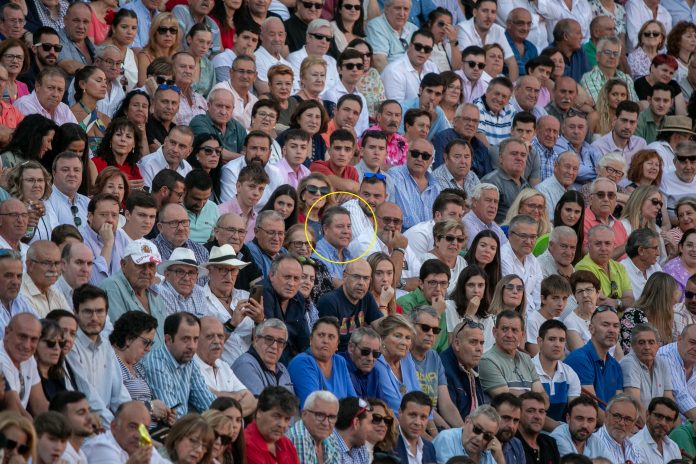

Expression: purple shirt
xmin=590 ymin=131 xmax=648 ymax=164
xmin=13 ymin=91 xmax=78 ymax=125
xmin=80 ymin=225 xmax=131 ymax=284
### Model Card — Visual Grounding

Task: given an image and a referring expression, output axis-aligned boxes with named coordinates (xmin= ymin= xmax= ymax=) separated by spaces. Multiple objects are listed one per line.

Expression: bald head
xmin=345 ymin=259 xmax=371 ymax=276
xmin=4 ymin=313 xmax=41 ymax=365
xmin=62 ymin=242 xmax=94 ymax=288
xmin=376 ymin=202 xmax=403 ymax=233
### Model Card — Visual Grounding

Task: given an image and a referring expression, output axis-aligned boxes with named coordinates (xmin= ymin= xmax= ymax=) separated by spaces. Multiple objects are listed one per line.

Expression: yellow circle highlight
xmin=305 ymin=191 xmax=378 ymax=265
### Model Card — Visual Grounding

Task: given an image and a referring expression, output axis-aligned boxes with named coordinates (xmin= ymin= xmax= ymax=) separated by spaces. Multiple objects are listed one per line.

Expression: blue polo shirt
xmin=564 ymin=340 xmax=623 ymax=409
xmin=505 ymin=31 xmax=538 ymax=76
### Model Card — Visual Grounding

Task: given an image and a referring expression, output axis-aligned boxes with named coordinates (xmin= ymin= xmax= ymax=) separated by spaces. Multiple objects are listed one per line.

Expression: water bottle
xmin=24 ymin=201 xmax=35 ymax=240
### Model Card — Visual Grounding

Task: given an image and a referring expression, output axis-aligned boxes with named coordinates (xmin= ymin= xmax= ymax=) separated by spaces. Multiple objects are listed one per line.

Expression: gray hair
xmin=471 ymin=183 xmax=499 ymax=201
xmin=96 ymin=44 xmax=121 ymax=58
xmin=256 ymin=210 xmax=285 ymax=228
xmin=499 ymin=136 xmax=528 ymax=158
xmin=384 ymin=0 xmax=409 ymax=7
xmin=676 ymin=140 xmax=696 ymax=158
xmin=409 ymin=305 xmax=439 ymax=324
xmin=509 ymin=214 xmax=536 ymax=231
xmin=596 ymin=36 xmax=622 ymax=53
xmin=549 ymin=225 xmax=577 ymax=243
xmin=469 ymin=404 xmax=500 ymax=424
xmin=254 ymin=318 xmax=288 ymax=337
xmin=630 ymin=322 xmax=660 ymax=346
xmin=0 ymin=248 xmax=22 ymax=264
xmin=590 ymin=176 xmax=618 ymax=193
xmin=587 ymin=224 xmax=614 ymax=241
xmin=625 ymin=228 xmax=659 ymax=258
xmin=455 ymin=103 xmax=479 ymax=118
xmin=349 ymin=327 xmax=381 ymax=345
xmin=307 ymin=19 xmax=331 ymax=35
xmin=304 ymin=390 xmax=338 ymax=410
xmin=606 ymin=393 xmax=640 ymax=416
xmin=261 ymin=16 xmax=284 ymax=30
xmin=207 ymin=86 xmax=234 ymax=105
xmin=555 ymin=151 xmax=578 ymax=166
xmin=597 ymin=152 xmax=626 ymax=170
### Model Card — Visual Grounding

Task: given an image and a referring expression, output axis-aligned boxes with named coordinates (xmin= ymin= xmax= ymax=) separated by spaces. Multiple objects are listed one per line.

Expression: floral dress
xmin=357 ymin=67 xmax=386 ymax=118
xmin=620 ymin=307 xmax=647 ymax=354
xmin=662 ymin=256 xmax=690 ymax=299
xmin=589 ymin=0 xmax=626 ymax=38
xmin=628 ymin=48 xmax=653 ymax=79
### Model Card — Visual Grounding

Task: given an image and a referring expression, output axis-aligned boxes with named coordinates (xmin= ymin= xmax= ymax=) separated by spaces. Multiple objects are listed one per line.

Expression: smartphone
xmin=250 ymin=284 xmax=263 ymax=304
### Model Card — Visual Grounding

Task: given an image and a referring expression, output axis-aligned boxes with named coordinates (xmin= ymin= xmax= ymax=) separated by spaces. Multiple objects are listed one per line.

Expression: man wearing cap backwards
xmin=648 ymin=115 xmax=696 ymax=174
xmin=202 ymin=244 xmax=264 ymax=365
xmin=157 ymin=248 xmax=211 ymax=318
xmin=101 ymin=239 xmax=168 ymax=347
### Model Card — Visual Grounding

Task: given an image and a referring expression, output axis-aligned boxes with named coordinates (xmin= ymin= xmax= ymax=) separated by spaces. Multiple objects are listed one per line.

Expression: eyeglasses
xmin=2 ymin=54 xmax=22 ymax=62
xmin=22 ymin=177 xmax=45 ymax=184
xmin=309 ymin=32 xmax=332 ymax=41
xmin=157 ymin=26 xmax=178 ymax=35
xmin=255 ymin=111 xmax=277 ymax=120
xmin=592 ymin=305 xmax=617 ymax=318
xmin=378 ymin=216 xmax=402 ymax=226
xmin=0 ymin=212 xmax=28 ymax=220
xmin=603 ymin=166 xmax=624 ymax=177
xmin=302 ymin=1 xmax=324 ymax=8
xmin=343 ymin=62 xmax=364 ymax=70
xmin=304 ymin=185 xmax=330 ymax=195
xmin=36 ymin=42 xmax=63 ymax=53
xmin=160 ymin=219 xmax=191 ymax=228
xmin=199 ymin=146 xmax=222 ymax=156
xmin=289 ymin=241 xmax=316 ymax=250
xmin=372 ymin=413 xmax=394 ymax=426
xmin=416 ymin=322 xmax=442 ymax=335
xmin=306 ymin=410 xmax=338 ymax=423
xmin=216 ymin=226 xmax=246 ymax=236
xmin=259 ymin=334 xmax=288 ymax=347
xmin=609 ymin=412 xmax=635 ymax=424
xmin=42 ymin=339 xmax=67 ymax=349
xmin=155 ymin=76 xmax=175 ymax=86
xmin=71 ymin=205 xmax=82 ymax=227
xmin=257 ymin=227 xmax=285 ymax=238
xmin=209 ymin=266 xmax=238 ymax=276
xmin=466 ymin=61 xmax=486 ymax=70
xmin=575 ymin=287 xmax=596 ymax=295
xmin=342 ymin=3 xmax=361 ymax=9
xmin=3 ymin=17 xmax=25 ymax=25
xmin=471 ymin=423 xmax=495 ymax=442
xmin=439 ymin=234 xmax=466 ymax=244
xmin=98 ymin=57 xmax=124 ymax=68
xmin=30 ymin=258 xmax=61 ymax=268
xmin=2 ymin=437 xmax=29 ymax=455
xmin=138 ymin=336 xmax=155 ymax=348
xmin=169 ymin=268 xmax=199 ymax=279
xmin=413 ymin=43 xmax=433 ymax=53
xmin=510 ymin=231 xmax=537 ymax=242
xmin=214 ymin=432 xmax=234 ymax=446
xmin=424 ymin=279 xmax=448 ymax=288
xmin=503 ymin=283 xmax=524 ymax=292
xmin=363 ymin=172 xmax=387 ymax=182
xmin=357 ymin=347 xmax=381 ymax=358
xmin=643 ymin=30 xmax=661 ymax=38
xmin=410 ymin=150 xmax=432 ymax=160
xmin=591 ymin=191 xmax=617 ymax=200
xmin=600 ymin=49 xmax=621 ymax=58
xmin=158 ymin=84 xmax=181 ymax=93
xmin=650 ymin=198 xmax=664 ymax=207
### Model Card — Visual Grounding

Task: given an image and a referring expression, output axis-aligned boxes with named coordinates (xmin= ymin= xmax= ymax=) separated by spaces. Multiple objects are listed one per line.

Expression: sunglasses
xmin=676 ymin=155 xmax=696 ymax=163
xmin=155 ymin=76 xmax=175 ymax=86
xmin=305 ymin=185 xmax=330 ymax=195
xmin=466 ymin=60 xmax=486 ymax=70
xmin=358 ymin=347 xmax=381 ymax=358
xmin=363 ymin=172 xmax=387 ymax=182
xmin=70 ymin=205 xmax=82 ymax=227
xmin=416 ymin=322 xmax=442 ymax=335
xmin=503 ymin=283 xmax=524 ymax=292
xmin=410 ymin=150 xmax=432 ymax=160
xmin=592 ymin=191 xmax=617 ymax=200
xmin=568 ymin=108 xmax=587 ymax=119
xmin=302 ymin=1 xmax=324 ymax=8
xmin=643 ymin=31 xmax=661 ymax=37
xmin=309 ymin=32 xmax=332 ymax=42
xmin=158 ymin=84 xmax=181 ymax=93
xmin=343 ymin=62 xmax=364 ymax=70
xmin=297 ymin=255 xmax=317 ymax=266
xmin=440 ymin=234 xmax=466 ymax=244
xmin=413 ymin=43 xmax=433 ymax=53
xmin=199 ymin=146 xmax=222 ymax=156
xmin=472 ymin=423 xmax=495 ymax=442
xmin=36 ymin=42 xmax=63 ymax=53
xmin=157 ymin=26 xmax=178 ymax=35
xmin=372 ymin=413 xmax=394 ymax=426
xmin=43 ymin=339 xmax=67 ymax=349
xmin=687 ymin=291 xmax=696 ymax=299
xmin=2 ymin=438 xmax=29 ymax=455
xmin=343 ymin=3 xmax=361 ymax=9
xmin=214 ymin=432 xmax=234 ymax=446
xmin=650 ymin=198 xmax=664 ymax=207
xmin=353 ymin=398 xmax=373 ymax=419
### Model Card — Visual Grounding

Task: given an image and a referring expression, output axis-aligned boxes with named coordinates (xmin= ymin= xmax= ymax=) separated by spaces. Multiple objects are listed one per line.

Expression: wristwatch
xmin=393 ymin=247 xmax=405 ymax=255
xmin=397 ymin=277 xmax=406 ymax=289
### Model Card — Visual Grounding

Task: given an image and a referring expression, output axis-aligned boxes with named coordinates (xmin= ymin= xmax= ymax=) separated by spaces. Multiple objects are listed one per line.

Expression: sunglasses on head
xmin=43 ymin=339 xmax=67 ymax=349
xmin=466 ymin=60 xmax=486 ymax=70
xmin=214 ymin=432 xmax=234 ymax=446
xmin=157 ymin=26 xmax=178 ymax=35
xmin=155 ymin=76 xmax=175 ymax=86
xmin=410 ymin=150 xmax=432 ymax=160
xmin=413 ymin=43 xmax=433 ymax=53
xmin=36 ymin=42 xmax=63 ymax=53
xmin=343 ymin=62 xmax=364 ymax=70
xmin=454 ymin=318 xmax=485 ymax=338
xmin=353 ymin=398 xmax=373 ymax=420
xmin=440 ymin=234 xmax=465 ymax=244
xmin=363 ymin=172 xmax=387 ymax=182
xmin=358 ymin=347 xmax=381 ymax=358
xmin=416 ymin=322 xmax=442 ymax=335
xmin=158 ymin=84 xmax=181 ymax=93
xmin=305 ymin=185 xmax=330 ymax=195
xmin=372 ymin=413 xmax=394 ymax=426
xmin=472 ymin=423 xmax=495 ymax=442
xmin=592 ymin=305 xmax=617 ymax=318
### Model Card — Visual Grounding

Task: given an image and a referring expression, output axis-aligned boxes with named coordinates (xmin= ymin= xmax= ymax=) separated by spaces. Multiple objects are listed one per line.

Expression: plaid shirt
xmin=286 ymin=420 xmax=340 ymax=464
xmin=151 ymin=235 xmax=209 ymax=285
xmin=531 ymin=137 xmax=561 ymax=182
xmin=158 ymin=281 xmax=211 ymax=318
xmin=580 ymin=66 xmax=639 ymax=105
xmin=332 ymin=430 xmax=369 ymax=464
xmin=34 ymin=0 xmax=68 ymax=31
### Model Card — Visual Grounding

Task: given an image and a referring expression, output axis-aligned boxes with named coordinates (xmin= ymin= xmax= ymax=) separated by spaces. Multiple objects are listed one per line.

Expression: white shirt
xmin=496 ymin=0 xmax=549 ymax=50
xmin=61 ymin=441 xmax=88 ymax=464
xmin=619 ymin=257 xmax=662 ymax=300
xmin=381 ymin=53 xmax=440 ymax=102
xmin=211 ymin=81 xmax=258 ymax=130
xmin=138 ymin=147 xmax=193 ymax=189
xmin=628 ymin=425 xmax=681 ymax=463
xmin=219 ymin=157 xmax=284 ymax=210
xmin=82 ymin=431 xmax=170 ymax=464
xmin=0 ymin=235 xmax=28 ymax=270
xmin=501 ymin=242 xmax=542 ymax=313
xmin=212 ymin=49 xmax=237 ymax=83
xmin=535 ymin=0 xmax=592 ymax=42
xmin=648 ymin=140 xmax=676 ymax=174
xmin=399 ymin=428 xmax=424 ymax=464
xmin=526 ymin=310 xmax=553 ymax=345
xmin=403 ymin=219 xmax=436 ymax=257
xmin=625 ymin=0 xmax=672 ymax=51
xmin=660 ymin=169 xmax=696 ymax=213
xmin=343 ymin=199 xmax=375 ymax=245
xmin=255 ymin=46 xmax=292 ymax=84
xmin=593 ymin=425 xmax=645 ymax=463
xmin=0 ymin=342 xmax=39 ymax=408
xmin=322 ymin=80 xmax=370 ymax=136
xmin=531 ymin=354 xmax=581 ymax=398
xmin=286 ymin=47 xmax=340 ymax=95
xmin=535 ymin=175 xmax=567 ymax=220
xmin=456 ymin=19 xmax=515 ymax=60
xmin=202 ymin=285 xmax=254 ymax=366
xmin=194 ymin=354 xmax=247 ymax=393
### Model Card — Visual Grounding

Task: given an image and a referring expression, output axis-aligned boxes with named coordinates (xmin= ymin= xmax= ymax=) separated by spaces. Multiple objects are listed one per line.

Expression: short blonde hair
xmin=503 ymin=188 xmax=551 ymax=235
xmin=377 ymin=314 xmax=416 ymax=339
xmin=300 ymin=56 xmax=327 ymax=79
xmin=0 ymin=412 xmax=36 ymax=463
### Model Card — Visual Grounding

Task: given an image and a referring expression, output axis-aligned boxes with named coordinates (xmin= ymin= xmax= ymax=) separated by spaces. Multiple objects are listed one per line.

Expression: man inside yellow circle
xmin=313 ymin=205 xmax=353 ymax=283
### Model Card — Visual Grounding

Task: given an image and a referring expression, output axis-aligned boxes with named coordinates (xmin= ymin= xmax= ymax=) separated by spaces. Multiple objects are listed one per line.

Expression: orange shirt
xmin=0 ymin=101 xmax=23 ymax=129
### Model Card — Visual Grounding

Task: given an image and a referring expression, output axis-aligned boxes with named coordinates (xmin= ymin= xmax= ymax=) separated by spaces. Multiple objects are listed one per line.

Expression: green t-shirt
xmin=479 ymin=344 xmax=539 ymax=393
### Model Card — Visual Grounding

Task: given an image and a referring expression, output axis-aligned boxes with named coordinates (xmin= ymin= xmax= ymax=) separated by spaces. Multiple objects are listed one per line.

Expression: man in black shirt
xmin=284 ymin=0 xmax=324 ymax=53
xmin=516 ymin=391 xmax=560 ymax=464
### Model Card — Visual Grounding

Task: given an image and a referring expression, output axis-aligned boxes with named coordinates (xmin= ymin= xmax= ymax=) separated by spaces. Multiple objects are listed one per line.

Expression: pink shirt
xmin=218 ymin=197 xmax=256 ymax=243
xmin=13 ymin=91 xmax=78 ymax=125
xmin=583 ymin=207 xmax=629 ymax=251
xmin=276 ymin=157 xmax=310 ymax=189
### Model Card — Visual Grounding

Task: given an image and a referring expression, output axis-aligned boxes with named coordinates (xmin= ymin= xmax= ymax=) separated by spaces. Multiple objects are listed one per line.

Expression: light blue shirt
xmin=45 ymin=188 xmax=89 ymax=229
xmin=658 ymin=341 xmax=696 ymax=415
xmin=288 ymin=352 xmax=357 ymax=408
xmin=313 ymin=239 xmax=353 ymax=280
xmin=432 ymin=428 xmax=496 ymax=464
xmin=187 ymin=200 xmax=219 ymax=245
xmin=171 ymin=6 xmax=222 ymax=53
xmin=661 ymin=0 xmax=696 ymax=24
xmin=554 ymin=135 xmax=600 ymax=187
xmin=399 ymin=97 xmax=451 ymax=140
xmin=374 ymin=352 xmax=421 ymax=413
xmin=387 ymin=165 xmax=442 ymax=230
xmin=365 ymin=15 xmax=418 ymax=65
xmin=123 ymin=0 xmax=158 ymax=48
xmin=550 ymin=422 xmax=603 ymax=457
xmin=79 ymin=225 xmax=131 ymax=284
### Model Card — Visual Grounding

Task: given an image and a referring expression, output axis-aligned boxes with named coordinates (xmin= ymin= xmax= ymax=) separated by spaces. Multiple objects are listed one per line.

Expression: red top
xmin=211 ymin=17 xmax=235 ymax=50
xmin=309 ymin=160 xmax=359 ymax=182
xmin=244 ymin=422 xmax=300 ymax=464
xmin=92 ymin=156 xmax=143 ymax=181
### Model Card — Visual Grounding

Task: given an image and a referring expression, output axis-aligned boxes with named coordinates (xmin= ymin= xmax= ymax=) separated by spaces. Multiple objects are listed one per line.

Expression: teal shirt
xmin=187 ymin=200 xmax=219 ymax=244
xmin=189 ymin=113 xmax=247 ymax=155
xmin=669 ymin=420 xmax=696 ymax=458
xmin=191 ymin=56 xmax=215 ymax=97
xmin=102 ymin=270 xmax=167 ymax=347
xmin=635 ymin=108 xmax=663 ymax=144
xmin=583 ymin=41 xmax=597 ymax=68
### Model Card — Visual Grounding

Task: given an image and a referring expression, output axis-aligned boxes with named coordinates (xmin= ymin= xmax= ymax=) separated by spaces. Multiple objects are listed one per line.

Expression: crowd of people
xmin=0 ymin=0 xmax=696 ymax=462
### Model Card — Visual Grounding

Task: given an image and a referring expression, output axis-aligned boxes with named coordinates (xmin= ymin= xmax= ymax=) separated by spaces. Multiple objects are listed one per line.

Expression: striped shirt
xmin=386 ymin=165 xmax=442 ymax=230
xmin=473 ymin=96 xmax=514 ymax=147
xmin=432 ymin=163 xmax=480 ymax=198
xmin=116 ymin=355 xmax=152 ymax=402
xmin=151 ymin=236 xmax=209 ymax=286
xmin=286 ymin=419 xmax=340 ymax=464
xmin=593 ymin=425 xmax=645 ymax=463
xmin=658 ymin=341 xmax=696 ymax=415
xmin=157 ymin=281 xmax=211 ymax=318
xmin=580 ymin=66 xmax=639 ymax=105
xmin=333 ymin=430 xmax=370 ymax=464
xmin=142 ymin=346 xmax=216 ymax=418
